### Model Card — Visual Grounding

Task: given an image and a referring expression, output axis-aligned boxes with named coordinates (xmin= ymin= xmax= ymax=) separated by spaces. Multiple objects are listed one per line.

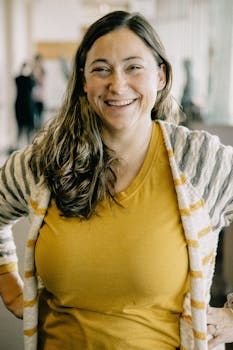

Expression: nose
xmin=108 ymin=70 xmax=128 ymax=94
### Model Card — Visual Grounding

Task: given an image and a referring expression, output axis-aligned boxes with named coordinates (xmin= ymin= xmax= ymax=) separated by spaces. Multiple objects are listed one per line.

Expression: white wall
xmin=155 ymin=0 xmax=209 ymax=105
xmin=208 ymin=0 xmax=233 ymax=124
xmin=0 ymin=0 xmax=35 ymax=151
xmin=32 ymin=0 xmax=84 ymax=42
xmin=0 ymin=0 xmax=9 ymax=150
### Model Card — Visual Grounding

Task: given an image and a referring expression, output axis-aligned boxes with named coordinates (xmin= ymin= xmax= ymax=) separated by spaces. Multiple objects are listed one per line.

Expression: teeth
xmin=106 ymin=99 xmax=134 ymax=106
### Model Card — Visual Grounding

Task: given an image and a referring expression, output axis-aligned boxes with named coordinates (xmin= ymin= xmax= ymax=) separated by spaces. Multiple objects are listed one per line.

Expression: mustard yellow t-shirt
xmin=35 ymin=123 xmax=189 ymax=350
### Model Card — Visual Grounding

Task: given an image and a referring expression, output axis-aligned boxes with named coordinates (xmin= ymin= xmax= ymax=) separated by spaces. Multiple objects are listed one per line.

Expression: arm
xmin=166 ymin=124 xmax=233 ymax=347
xmin=0 ymin=149 xmax=32 ymax=318
xmin=0 ymin=270 xmax=23 ymax=319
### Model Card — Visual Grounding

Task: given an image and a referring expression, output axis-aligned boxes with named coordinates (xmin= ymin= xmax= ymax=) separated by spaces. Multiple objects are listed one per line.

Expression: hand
xmin=0 ymin=271 xmax=24 ymax=319
xmin=207 ymin=305 xmax=233 ymax=349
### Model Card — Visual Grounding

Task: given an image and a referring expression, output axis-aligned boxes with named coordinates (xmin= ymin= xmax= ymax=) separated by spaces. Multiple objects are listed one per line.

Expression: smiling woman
xmin=82 ymin=27 xmax=167 ymax=193
xmin=83 ymin=28 xmax=166 ymax=138
xmin=0 ymin=10 xmax=233 ymax=350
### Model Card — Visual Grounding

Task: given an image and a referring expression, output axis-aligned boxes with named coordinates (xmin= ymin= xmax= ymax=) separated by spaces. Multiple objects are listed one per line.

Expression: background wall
xmin=1 ymin=0 xmax=233 ymax=151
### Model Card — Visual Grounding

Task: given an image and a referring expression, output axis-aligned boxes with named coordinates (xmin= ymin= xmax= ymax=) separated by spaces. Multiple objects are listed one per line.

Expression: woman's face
xmin=83 ymin=28 xmax=166 ymax=134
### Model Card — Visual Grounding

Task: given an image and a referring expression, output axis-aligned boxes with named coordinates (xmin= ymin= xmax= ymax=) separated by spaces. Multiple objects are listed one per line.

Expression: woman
xmin=0 ymin=10 xmax=233 ymax=350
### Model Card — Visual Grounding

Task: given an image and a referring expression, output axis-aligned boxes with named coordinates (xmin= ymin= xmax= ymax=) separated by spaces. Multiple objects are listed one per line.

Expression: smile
xmin=105 ymin=99 xmax=135 ymax=107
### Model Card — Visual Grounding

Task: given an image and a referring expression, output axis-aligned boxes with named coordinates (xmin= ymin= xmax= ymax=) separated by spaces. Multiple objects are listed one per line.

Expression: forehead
xmin=85 ymin=28 xmax=155 ymax=63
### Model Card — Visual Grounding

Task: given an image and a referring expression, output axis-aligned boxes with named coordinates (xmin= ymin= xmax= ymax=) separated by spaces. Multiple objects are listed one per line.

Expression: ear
xmin=83 ymin=80 xmax=87 ymax=93
xmin=157 ymin=63 xmax=166 ymax=91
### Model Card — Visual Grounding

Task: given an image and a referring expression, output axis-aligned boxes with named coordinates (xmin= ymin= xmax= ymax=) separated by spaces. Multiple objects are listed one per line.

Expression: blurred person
xmin=14 ymin=61 xmax=35 ymax=148
xmin=32 ymin=54 xmax=46 ymax=130
xmin=59 ymin=55 xmax=71 ymax=81
xmin=180 ymin=58 xmax=202 ymax=125
xmin=0 ymin=10 xmax=233 ymax=350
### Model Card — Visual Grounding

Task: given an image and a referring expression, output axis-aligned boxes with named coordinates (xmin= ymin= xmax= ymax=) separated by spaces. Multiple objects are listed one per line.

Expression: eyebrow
xmin=88 ymin=56 xmax=143 ymax=67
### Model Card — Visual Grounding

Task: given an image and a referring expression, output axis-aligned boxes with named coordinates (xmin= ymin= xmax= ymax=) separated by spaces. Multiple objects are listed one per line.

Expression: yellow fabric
xmin=0 ymin=262 xmax=18 ymax=275
xmin=35 ymin=123 xmax=189 ymax=350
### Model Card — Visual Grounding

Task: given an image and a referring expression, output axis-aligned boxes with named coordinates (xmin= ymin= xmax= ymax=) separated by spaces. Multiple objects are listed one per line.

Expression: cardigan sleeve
xmin=170 ymin=124 xmax=233 ymax=230
xmin=0 ymin=148 xmax=33 ymax=267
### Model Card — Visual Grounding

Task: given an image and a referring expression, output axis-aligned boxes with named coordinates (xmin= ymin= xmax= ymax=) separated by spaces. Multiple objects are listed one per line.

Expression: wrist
xmin=224 ymin=293 xmax=233 ymax=313
xmin=0 ymin=271 xmax=23 ymax=300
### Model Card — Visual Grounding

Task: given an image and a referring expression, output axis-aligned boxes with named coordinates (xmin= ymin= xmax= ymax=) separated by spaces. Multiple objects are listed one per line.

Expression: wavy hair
xmin=30 ymin=10 xmax=179 ymax=219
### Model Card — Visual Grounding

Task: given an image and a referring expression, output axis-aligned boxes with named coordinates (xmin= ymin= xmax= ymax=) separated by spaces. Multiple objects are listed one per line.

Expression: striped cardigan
xmin=0 ymin=121 xmax=233 ymax=350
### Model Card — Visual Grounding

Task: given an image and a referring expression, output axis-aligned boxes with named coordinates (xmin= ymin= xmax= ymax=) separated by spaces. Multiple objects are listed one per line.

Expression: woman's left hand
xmin=207 ymin=305 xmax=233 ymax=349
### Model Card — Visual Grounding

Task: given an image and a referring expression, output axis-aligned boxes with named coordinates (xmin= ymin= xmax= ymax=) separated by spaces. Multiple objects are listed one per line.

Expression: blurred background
xmin=1 ymin=0 xmax=233 ymax=151
xmin=0 ymin=0 xmax=233 ymax=349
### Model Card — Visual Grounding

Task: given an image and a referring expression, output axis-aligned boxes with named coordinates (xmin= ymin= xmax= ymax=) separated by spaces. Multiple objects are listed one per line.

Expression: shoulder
xmin=0 ymin=146 xmax=49 ymax=210
xmin=157 ymin=120 xmax=231 ymax=156
xmin=158 ymin=120 xmax=233 ymax=185
xmin=0 ymin=146 xmax=36 ymax=193
xmin=158 ymin=120 xmax=219 ymax=142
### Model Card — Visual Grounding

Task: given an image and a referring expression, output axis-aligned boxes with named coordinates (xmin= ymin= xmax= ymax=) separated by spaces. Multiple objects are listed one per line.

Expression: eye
xmin=127 ymin=64 xmax=143 ymax=72
xmin=91 ymin=66 xmax=111 ymax=76
xmin=92 ymin=67 xmax=108 ymax=72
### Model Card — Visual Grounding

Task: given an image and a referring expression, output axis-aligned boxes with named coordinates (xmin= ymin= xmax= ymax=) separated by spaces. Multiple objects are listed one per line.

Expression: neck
xmin=103 ymin=121 xmax=154 ymax=193
xmin=103 ymin=120 xmax=153 ymax=162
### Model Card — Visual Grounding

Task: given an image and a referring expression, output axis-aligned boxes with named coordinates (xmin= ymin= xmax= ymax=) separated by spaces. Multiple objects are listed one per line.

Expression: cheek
xmin=142 ymin=81 xmax=158 ymax=110
xmin=85 ymin=80 xmax=103 ymax=99
xmin=144 ymin=80 xmax=158 ymax=100
xmin=85 ymin=85 xmax=103 ymax=113
xmin=139 ymin=74 xmax=158 ymax=93
xmin=84 ymin=84 xmax=96 ymax=103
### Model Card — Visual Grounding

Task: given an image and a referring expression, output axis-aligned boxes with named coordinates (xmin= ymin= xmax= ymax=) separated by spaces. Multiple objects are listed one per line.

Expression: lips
xmin=105 ymin=99 xmax=135 ymax=107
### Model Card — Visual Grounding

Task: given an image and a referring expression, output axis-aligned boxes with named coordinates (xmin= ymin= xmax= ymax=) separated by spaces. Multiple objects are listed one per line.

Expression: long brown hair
xmin=30 ymin=10 xmax=178 ymax=219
